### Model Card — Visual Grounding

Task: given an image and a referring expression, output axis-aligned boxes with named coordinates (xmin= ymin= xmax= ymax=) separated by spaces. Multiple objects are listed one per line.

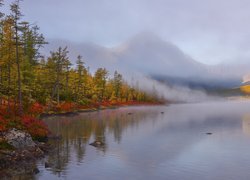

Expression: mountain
xmin=41 ymin=33 xmax=243 ymax=89
xmin=113 ymin=33 xmax=206 ymax=78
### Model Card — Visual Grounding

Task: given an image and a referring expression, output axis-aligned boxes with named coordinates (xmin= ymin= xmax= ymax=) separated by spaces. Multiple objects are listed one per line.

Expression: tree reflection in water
xmin=42 ymin=107 xmax=161 ymax=175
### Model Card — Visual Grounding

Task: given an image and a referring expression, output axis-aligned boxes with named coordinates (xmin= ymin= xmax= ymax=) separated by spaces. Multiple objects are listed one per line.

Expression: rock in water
xmin=89 ymin=141 xmax=105 ymax=147
xmin=4 ymin=129 xmax=36 ymax=149
xmin=33 ymin=167 xmax=40 ymax=174
xmin=45 ymin=161 xmax=51 ymax=168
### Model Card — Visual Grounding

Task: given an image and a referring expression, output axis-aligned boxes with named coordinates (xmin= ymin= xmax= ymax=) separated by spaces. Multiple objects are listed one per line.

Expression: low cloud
xmin=41 ymin=33 xmax=244 ymax=102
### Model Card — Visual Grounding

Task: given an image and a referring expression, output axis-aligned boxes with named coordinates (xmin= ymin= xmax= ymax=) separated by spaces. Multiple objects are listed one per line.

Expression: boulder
xmin=4 ymin=129 xmax=36 ymax=149
xmin=89 ymin=140 xmax=105 ymax=147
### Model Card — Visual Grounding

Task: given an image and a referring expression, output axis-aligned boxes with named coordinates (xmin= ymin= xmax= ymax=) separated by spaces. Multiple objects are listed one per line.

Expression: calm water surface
xmin=34 ymin=101 xmax=250 ymax=180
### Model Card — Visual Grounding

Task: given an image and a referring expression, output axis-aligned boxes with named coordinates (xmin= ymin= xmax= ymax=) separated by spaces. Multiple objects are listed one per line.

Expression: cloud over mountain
xmin=41 ymin=33 xmax=243 ymax=90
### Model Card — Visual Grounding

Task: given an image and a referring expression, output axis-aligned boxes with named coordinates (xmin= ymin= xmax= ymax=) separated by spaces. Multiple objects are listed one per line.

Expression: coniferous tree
xmin=94 ymin=68 xmax=108 ymax=102
xmin=0 ymin=0 xmax=4 ymax=19
xmin=47 ymin=47 xmax=69 ymax=104
xmin=113 ymin=71 xmax=122 ymax=99
xmin=75 ymin=55 xmax=87 ymax=102
xmin=10 ymin=0 xmax=23 ymax=115
xmin=0 ymin=17 xmax=16 ymax=112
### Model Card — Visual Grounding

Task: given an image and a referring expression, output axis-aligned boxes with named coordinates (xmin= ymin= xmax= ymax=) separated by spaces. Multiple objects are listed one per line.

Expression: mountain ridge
xmin=41 ymin=33 xmax=243 ymax=89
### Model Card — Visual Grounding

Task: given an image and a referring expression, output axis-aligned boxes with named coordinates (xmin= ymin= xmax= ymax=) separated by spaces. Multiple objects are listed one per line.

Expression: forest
xmin=0 ymin=0 xmax=162 ymax=140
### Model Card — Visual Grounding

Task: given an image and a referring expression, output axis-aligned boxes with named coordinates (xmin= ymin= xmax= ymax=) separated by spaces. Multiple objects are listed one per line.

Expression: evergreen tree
xmin=0 ymin=0 xmax=4 ymax=19
xmin=94 ymin=68 xmax=108 ymax=102
xmin=0 ymin=17 xmax=16 ymax=112
xmin=10 ymin=0 xmax=23 ymax=115
xmin=113 ymin=71 xmax=122 ymax=99
xmin=47 ymin=47 xmax=69 ymax=104
xmin=75 ymin=55 xmax=87 ymax=102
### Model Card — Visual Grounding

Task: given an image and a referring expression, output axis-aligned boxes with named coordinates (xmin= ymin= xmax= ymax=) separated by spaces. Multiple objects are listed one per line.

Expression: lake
xmin=34 ymin=100 xmax=250 ymax=179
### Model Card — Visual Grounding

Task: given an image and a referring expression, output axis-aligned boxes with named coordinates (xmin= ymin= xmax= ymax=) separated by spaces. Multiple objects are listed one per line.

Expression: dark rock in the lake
xmin=161 ymin=112 xmax=164 ymax=114
xmin=206 ymin=132 xmax=213 ymax=135
xmin=4 ymin=129 xmax=36 ymax=149
xmin=128 ymin=112 xmax=133 ymax=115
xmin=89 ymin=141 xmax=105 ymax=147
xmin=33 ymin=167 xmax=40 ymax=174
xmin=45 ymin=161 xmax=51 ymax=168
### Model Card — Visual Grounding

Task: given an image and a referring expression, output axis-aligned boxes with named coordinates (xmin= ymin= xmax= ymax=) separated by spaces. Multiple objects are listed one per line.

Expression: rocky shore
xmin=0 ymin=129 xmax=52 ymax=178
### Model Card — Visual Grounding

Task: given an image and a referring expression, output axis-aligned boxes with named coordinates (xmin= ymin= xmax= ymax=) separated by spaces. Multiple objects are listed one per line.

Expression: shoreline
xmin=39 ymin=102 xmax=166 ymax=119
xmin=0 ymin=102 xmax=165 ymax=177
xmin=0 ymin=140 xmax=52 ymax=178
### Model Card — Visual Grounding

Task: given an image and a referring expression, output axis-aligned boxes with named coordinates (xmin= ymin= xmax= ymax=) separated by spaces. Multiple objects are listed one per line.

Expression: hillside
xmin=42 ymin=33 xmax=242 ymax=89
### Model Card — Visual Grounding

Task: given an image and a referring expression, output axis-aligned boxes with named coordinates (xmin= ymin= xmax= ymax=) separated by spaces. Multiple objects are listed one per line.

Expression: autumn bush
xmin=101 ymin=100 xmax=112 ymax=107
xmin=0 ymin=115 xmax=7 ymax=132
xmin=0 ymin=101 xmax=49 ymax=142
xmin=21 ymin=115 xmax=49 ymax=141
xmin=28 ymin=102 xmax=45 ymax=116
xmin=56 ymin=102 xmax=77 ymax=112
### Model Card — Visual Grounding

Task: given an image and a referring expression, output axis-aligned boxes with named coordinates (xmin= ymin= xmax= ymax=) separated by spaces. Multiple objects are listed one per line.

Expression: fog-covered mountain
xmin=113 ymin=33 xmax=206 ymax=78
xmin=41 ymin=33 xmax=244 ymax=89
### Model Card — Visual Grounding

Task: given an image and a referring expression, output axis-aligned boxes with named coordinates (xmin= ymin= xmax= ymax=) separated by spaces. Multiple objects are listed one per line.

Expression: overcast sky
xmin=2 ymin=0 xmax=250 ymax=65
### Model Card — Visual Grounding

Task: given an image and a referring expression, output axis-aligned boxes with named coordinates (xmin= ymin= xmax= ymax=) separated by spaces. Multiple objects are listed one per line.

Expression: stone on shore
xmin=4 ymin=128 xmax=36 ymax=149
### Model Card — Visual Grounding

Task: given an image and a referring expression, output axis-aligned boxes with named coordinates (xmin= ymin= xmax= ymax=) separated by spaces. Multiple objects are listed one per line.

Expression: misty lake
xmin=29 ymin=101 xmax=250 ymax=179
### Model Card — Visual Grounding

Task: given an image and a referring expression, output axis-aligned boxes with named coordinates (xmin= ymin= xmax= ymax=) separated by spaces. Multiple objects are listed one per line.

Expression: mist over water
xmin=33 ymin=100 xmax=250 ymax=180
xmin=130 ymin=74 xmax=214 ymax=102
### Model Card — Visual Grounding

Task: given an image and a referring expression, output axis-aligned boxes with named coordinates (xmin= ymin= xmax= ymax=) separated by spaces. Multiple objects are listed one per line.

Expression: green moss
xmin=0 ymin=141 xmax=14 ymax=150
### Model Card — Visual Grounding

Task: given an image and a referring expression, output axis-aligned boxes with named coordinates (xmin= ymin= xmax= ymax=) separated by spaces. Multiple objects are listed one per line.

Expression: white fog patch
xmin=126 ymin=73 xmax=217 ymax=103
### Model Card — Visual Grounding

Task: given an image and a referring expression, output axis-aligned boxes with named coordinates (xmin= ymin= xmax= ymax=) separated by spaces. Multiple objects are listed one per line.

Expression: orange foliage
xmin=56 ymin=102 xmax=76 ymax=112
xmin=28 ymin=102 xmax=45 ymax=115
xmin=0 ymin=98 xmax=160 ymax=140
xmin=0 ymin=115 xmax=7 ymax=132
xmin=240 ymin=85 xmax=250 ymax=94
xmin=21 ymin=116 xmax=49 ymax=138
xmin=0 ymin=103 xmax=18 ymax=117
xmin=0 ymin=99 xmax=49 ymax=139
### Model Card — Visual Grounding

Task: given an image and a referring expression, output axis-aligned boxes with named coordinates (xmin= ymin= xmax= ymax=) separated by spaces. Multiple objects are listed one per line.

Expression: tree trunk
xmin=14 ymin=20 xmax=23 ymax=115
xmin=0 ymin=66 xmax=2 ymax=106
xmin=7 ymin=63 xmax=11 ymax=113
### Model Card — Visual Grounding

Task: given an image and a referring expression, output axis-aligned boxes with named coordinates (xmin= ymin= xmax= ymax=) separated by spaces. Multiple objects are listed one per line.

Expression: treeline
xmin=0 ymin=0 xmax=162 ymax=116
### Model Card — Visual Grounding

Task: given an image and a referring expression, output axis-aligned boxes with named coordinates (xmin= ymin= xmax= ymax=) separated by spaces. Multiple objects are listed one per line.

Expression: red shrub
xmin=57 ymin=102 xmax=76 ymax=112
xmin=0 ymin=115 xmax=7 ymax=132
xmin=101 ymin=100 xmax=112 ymax=107
xmin=28 ymin=102 xmax=44 ymax=115
xmin=21 ymin=116 xmax=49 ymax=138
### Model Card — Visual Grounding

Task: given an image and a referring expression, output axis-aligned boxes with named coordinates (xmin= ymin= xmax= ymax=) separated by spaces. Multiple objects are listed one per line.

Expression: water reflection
xmin=42 ymin=107 xmax=161 ymax=176
xmin=242 ymin=114 xmax=250 ymax=136
xmin=37 ymin=101 xmax=250 ymax=180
